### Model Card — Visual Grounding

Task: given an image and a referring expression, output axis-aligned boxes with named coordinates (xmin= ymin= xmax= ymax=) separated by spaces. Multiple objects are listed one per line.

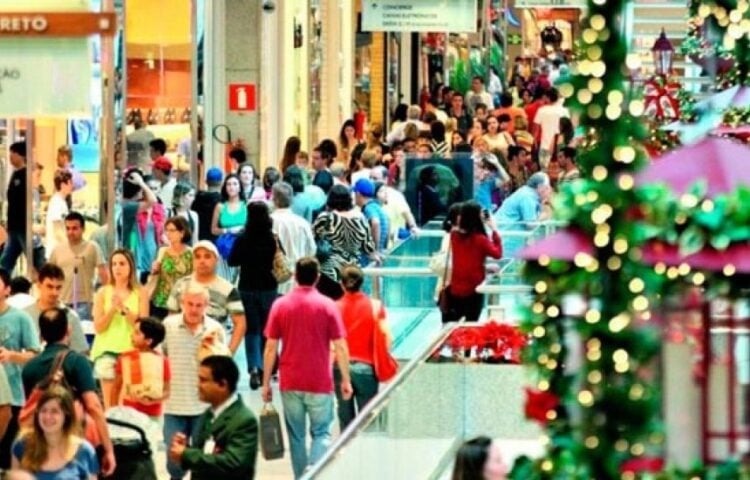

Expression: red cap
xmin=152 ymin=156 xmax=173 ymax=172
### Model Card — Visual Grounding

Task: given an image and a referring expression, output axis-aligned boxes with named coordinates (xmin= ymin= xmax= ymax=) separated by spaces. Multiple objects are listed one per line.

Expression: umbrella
xmin=642 ymin=240 xmax=750 ymax=273
xmin=635 ymin=137 xmax=750 ymax=197
xmin=695 ymin=84 xmax=750 ymax=111
xmin=518 ymin=228 xmax=593 ymax=262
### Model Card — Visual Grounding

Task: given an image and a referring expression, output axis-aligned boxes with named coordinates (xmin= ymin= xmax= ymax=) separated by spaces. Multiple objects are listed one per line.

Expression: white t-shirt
xmin=45 ymin=194 xmax=69 ymax=258
xmin=534 ymin=101 xmax=570 ymax=152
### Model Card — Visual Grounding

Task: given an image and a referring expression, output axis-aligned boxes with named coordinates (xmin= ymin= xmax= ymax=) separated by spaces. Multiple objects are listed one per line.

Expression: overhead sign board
xmin=0 ymin=38 xmax=93 ymax=117
xmin=362 ymin=0 xmax=478 ymax=33
xmin=514 ymin=0 xmax=586 ymax=8
xmin=0 ymin=12 xmax=116 ymax=36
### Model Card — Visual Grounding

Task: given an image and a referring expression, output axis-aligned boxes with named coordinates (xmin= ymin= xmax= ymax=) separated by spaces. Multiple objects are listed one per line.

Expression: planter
xmin=384 ymin=362 xmax=542 ymax=440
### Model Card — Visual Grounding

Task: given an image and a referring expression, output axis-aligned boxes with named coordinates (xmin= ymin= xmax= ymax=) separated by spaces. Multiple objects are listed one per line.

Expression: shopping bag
xmin=260 ymin=403 xmax=285 ymax=460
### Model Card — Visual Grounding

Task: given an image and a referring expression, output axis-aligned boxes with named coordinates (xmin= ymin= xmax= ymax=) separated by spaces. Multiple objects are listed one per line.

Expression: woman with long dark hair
xmin=451 ymin=436 xmax=507 ymax=480
xmin=279 ymin=136 xmax=301 ymax=174
xmin=312 ymin=185 xmax=376 ymax=299
xmin=211 ymin=173 xmax=246 ymax=281
xmin=338 ymin=119 xmax=360 ymax=163
xmin=443 ymin=201 xmax=502 ymax=322
xmin=12 ymin=387 xmax=99 ymax=479
xmin=229 ymin=202 xmax=279 ymax=389
xmin=170 ymin=182 xmax=199 ymax=245
xmin=238 ymin=162 xmax=266 ymax=203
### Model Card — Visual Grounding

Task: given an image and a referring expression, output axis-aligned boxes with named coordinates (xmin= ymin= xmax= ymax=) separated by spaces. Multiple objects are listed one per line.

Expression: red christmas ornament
xmin=643 ymin=76 xmax=681 ymax=120
xmin=620 ymin=456 xmax=665 ymax=474
xmin=524 ymin=388 xmax=560 ymax=424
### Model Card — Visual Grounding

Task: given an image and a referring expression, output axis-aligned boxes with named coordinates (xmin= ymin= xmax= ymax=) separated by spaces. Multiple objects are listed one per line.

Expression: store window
xmin=123 ymin=0 xmax=193 ymax=178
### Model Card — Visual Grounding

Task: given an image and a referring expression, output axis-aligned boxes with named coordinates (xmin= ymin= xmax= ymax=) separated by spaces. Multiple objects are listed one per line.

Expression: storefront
xmin=0 ymin=1 xmax=117 ymax=274
xmin=259 ymin=0 xmax=354 ymax=167
xmin=514 ymin=0 xmax=585 ymax=70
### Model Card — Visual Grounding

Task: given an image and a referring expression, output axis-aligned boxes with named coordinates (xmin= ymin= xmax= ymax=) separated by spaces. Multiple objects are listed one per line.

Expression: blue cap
xmin=206 ymin=167 xmax=223 ymax=184
xmin=352 ymin=178 xmax=375 ymax=198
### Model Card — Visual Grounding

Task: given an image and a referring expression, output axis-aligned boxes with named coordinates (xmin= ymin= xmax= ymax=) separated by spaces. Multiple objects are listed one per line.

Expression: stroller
xmin=106 ymin=409 xmax=158 ymax=480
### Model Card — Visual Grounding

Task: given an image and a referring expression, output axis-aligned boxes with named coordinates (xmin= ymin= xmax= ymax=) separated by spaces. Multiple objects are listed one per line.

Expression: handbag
xmin=371 ymin=299 xmax=398 ymax=382
xmin=436 ymin=233 xmax=453 ymax=315
xmin=215 ymin=232 xmax=238 ymax=261
xmin=259 ymin=403 xmax=285 ymax=460
xmin=272 ymin=235 xmax=293 ymax=283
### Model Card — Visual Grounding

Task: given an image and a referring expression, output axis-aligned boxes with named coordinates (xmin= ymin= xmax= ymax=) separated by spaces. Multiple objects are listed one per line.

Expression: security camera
xmin=262 ymin=1 xmax=275 ymax=12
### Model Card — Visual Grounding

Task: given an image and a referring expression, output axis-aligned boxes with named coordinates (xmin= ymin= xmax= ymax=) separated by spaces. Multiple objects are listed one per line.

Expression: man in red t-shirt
xmin=262 ymin=257 xmax=352 ymax=479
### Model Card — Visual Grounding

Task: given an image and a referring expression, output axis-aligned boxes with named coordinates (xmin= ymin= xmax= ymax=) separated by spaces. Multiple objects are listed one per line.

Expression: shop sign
xmin=228 ymin=84 xmax=256 ymax=112
xmin=362 ymin=0 xmax=478 ymax=33
xmin=0 ymin=39 xmax=92 ymax=117
xmin=0 ymin=12 xmax=115 ymax=36
xmin=514 ymin=0 xmax=586 ymax=8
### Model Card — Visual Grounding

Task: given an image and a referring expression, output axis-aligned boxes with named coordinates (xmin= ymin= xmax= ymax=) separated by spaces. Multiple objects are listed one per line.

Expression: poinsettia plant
xmin=432 ymin=322 xmax=527 ymax=364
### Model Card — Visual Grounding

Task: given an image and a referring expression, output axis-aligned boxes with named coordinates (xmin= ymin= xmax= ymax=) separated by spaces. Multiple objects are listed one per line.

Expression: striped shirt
xmin=166 ymin=275 xmax=244 ymax=322
xmin=312 ymin=211 xmax=375 ymax=281
xmin=162 ymin=313 xmax=224 ymax=416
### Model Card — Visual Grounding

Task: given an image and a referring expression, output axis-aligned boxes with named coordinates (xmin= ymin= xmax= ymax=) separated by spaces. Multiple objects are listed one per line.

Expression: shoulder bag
xmin=272 ymin=235 xmax=293 ymax=283
xmin=371 ymin=299 xmax=398 ymax=382
xmin=436 ymin=233 xmax=452 ymax=315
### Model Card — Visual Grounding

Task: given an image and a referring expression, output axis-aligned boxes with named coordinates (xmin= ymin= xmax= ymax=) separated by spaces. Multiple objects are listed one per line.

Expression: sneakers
xmin=249 ymin=368 xmax=262 ymax=390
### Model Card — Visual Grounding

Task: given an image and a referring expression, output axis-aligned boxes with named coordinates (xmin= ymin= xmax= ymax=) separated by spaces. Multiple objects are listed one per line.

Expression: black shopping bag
xmin=260 ymin=403 xmax=285 ymax=460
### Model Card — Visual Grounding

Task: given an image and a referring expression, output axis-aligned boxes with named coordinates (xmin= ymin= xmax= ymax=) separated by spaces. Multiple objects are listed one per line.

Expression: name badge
xmin=203 ymin=438 xmax=216 ymax=455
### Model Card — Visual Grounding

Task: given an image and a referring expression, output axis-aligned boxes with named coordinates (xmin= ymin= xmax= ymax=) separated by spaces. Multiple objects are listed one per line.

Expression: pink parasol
xmin=518 ymin=228 xmax=593 ymax=261
xmin=641 ymin=240 xmax=750 ymax=273
xmin=635 ymin=137 xmax=750 ymax=197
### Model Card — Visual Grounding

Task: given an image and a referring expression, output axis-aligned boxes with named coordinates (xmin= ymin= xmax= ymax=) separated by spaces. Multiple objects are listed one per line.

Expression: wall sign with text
xmin=362 ymin=0 xmax=478 ymax=33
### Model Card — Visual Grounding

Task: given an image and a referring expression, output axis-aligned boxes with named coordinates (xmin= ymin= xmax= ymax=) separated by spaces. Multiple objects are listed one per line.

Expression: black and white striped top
xmin=313 ymin=211 xmax=376 ymax=280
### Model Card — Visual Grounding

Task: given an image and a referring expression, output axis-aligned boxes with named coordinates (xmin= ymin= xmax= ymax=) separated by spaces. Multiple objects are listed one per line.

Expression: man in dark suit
xmin=169 ymin=355 xmax=258 ymax=480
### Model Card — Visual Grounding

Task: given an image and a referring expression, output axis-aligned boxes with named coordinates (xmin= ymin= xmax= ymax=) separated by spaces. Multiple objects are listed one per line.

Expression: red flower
xmin=620 ymin=457 xmax=664 ymax=474
xmin=524 ymin=388 xmax=560 ymax=424
xmin=443 ymin=323 xmax=526 ymax=363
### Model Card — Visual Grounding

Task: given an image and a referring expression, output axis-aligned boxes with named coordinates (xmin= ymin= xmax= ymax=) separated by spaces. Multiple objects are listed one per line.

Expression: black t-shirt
xmin=22 ymin=344 xmax=97 ymax=398
xmin=6 ymin=167 xmax=26 ymax=232
xmin=228 ymin=232 xmax=278 ymax=291
xmin=193 ymin=190 xmax=221 ymax=242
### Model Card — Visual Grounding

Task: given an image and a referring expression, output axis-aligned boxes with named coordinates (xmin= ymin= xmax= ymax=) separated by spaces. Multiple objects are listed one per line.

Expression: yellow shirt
xmin=90 ymin=286 xmax=138 ymax=359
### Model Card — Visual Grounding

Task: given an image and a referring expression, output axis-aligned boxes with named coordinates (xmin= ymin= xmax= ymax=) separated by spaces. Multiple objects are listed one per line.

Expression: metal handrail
xmin=301 ymin=321 xmax=465 ymax=480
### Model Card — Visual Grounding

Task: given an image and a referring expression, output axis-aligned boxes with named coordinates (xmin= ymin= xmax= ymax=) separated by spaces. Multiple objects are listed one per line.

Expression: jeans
xmin=441 ymin=290 xmax=485 ymax=323
xmin=281 ymin=391 xmax=334 ymax=479
xmin=68 ymin=302 xmax=93 ymax=322
xmin=333 ymin=363 xmax=379 ymax=430
xmin=163 ymin=413 xmax=204 ymax=479
xmin=239 ymin=289 xmax=278 ymax=371
xmin=0 ymin=231 xmax=44 ymax=273
xmin=0 ymin=406 xmax=20 ymax=469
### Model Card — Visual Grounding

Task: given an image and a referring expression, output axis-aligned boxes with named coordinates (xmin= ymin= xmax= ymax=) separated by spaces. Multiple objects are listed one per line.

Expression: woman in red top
xmin=444 ymin=201 xmax=502 ymax=322
xmin=334 ymin=265 xmax=392 ymax=429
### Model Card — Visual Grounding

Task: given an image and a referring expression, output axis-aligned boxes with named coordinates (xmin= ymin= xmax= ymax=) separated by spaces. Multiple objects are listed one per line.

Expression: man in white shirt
xmin=152 ymin=156 xmax=177 ymax=207
xmin=386 ymin=105 xmax=428 ymax=145
xmin=465 ymin=76 xmax=495 ymax=115
xmin=533 ymin=87 xmax=569 ymax=168
xmin=45 ymin=170 xmax=73 ymax=258
xmin=370 ymin=166 xmax=419 ymax=244
xmin=270 ymin=182 xmax=316 ymax=294
xmin=163 ymin=282 xmax=226 ymax=480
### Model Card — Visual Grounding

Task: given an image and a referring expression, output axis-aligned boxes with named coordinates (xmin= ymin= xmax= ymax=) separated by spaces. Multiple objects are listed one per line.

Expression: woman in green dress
xmin=148 ymin=216 xmax=193 ymax=319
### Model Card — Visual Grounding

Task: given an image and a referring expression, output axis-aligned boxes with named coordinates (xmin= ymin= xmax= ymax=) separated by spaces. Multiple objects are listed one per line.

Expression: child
xmin=111 ymin=317 xmax=171 ymax=419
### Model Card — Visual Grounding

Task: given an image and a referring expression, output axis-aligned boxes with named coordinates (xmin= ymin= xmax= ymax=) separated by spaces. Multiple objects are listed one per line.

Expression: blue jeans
xmin=333 ymin=363 xmax=379 ymax=430
xmin=163 ymin=413 xmax=204 ymax=479
xmin=281 ymin=391 xmax=334 ymax=479
xmin=68 ymin=302 xmax=92 ymax=322
xmin=0 ymin=231 xmax=44 ymax=273
xmin=239 ymin=289 xmax=277 ymax=371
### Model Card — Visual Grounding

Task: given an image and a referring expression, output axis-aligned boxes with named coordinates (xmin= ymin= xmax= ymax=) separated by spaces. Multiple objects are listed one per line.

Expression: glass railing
xmin=302 ymin=321 xmax=543 ymax=480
